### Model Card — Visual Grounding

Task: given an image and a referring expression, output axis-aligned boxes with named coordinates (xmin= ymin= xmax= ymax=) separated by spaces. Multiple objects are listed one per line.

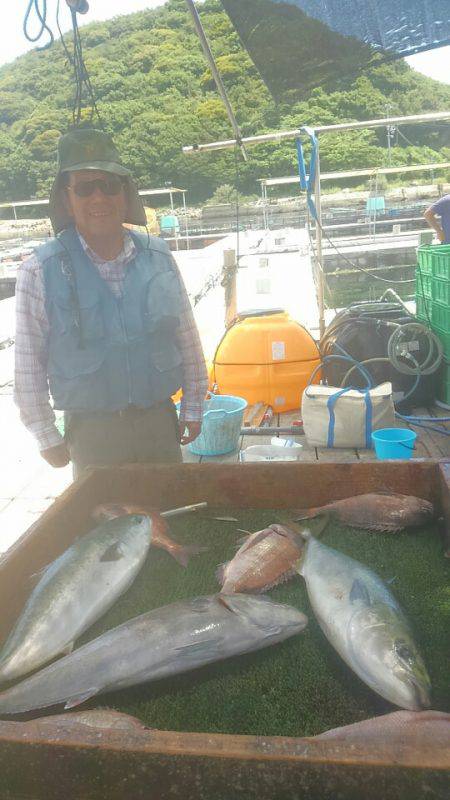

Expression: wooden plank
xmin=315 ymin=447 xmax=358 ymax=462
xmin=355 ymin=448 xmax=376 ymax=462
xmin=0 ymin=713 xmax=448 ymax=800
xmin=243 ymin=402 xmax=264 ymax=427
xmin=409 ymin=406 xmax=449 ymax=459
xmin=252 ymin=403 xmax=271 ymax=428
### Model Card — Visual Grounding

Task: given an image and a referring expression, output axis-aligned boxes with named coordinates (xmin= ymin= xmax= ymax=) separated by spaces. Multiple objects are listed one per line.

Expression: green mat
xmin=78 ymin=510 xmax=450 ymax=737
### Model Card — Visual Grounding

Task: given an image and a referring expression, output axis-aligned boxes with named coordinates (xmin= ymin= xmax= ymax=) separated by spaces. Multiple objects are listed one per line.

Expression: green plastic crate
xmin=431 ymin=302 xmax=450 ymax=332
xmin=437 ymin=362 xmax=450 ymax=405
xmin=431 ymin=277 xmax=450 ymax=307
xmin=432 ymin=326 xmax=450 ymax=358
xmin=416 ymin=270 xmax=432 ymax=299
xmin=417 ymin=245 xmax=440 ymax=274
xmin=417 ymin=245 xmax=450 ymax=278
xmin=415 ymin=294 xmax=431 ymax=321
xmin=430 ymin=245 xmax=450 ymax=279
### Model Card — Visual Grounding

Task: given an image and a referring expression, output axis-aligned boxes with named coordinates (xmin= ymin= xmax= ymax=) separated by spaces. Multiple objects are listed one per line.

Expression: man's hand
xmin=179 ymin=420 xmax=201 ymax=446
xmin=437 ymin=229 xmax=445 ymax=243
xmin=41 ymin=443 xmax=71 ymax=468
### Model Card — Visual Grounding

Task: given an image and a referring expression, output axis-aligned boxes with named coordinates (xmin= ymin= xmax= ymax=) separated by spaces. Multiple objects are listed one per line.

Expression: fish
xmin=92 ymin=504 xmax=205 ymax=567
xmin=0 ymin=515 xmax=153 ymax=684
xmin=218 ymin=524 xmax=303 ymax=593
xmin=295 ymin=527 xmax=431 ymax=710
xmin=295 ymin=493 xmax=435 ymax=532
xmin=315 ymin=710 xmax=450 ymax=748
xmin=0 ymin=594 xmax=308 ymax=715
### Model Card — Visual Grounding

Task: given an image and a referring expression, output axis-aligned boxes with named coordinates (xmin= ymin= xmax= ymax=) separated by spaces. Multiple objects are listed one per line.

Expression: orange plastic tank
xmin=211 ymin=309 xmax=320 ymax=413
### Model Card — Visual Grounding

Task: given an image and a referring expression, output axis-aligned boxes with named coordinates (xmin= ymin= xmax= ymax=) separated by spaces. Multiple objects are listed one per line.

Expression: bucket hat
xmin=49 ymin=128 xmax=147 ymax=233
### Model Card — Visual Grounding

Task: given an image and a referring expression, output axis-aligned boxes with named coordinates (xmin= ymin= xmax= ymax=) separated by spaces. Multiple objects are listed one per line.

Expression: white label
xmin=272 ymin=341 xmax=285 ymax=361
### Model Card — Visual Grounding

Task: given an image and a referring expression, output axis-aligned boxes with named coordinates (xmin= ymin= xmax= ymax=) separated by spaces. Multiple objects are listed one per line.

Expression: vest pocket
xmin=52 ymin=294 xmax=105 ymax=340
xmin=150 ymin=340 xmax=183 ymax=373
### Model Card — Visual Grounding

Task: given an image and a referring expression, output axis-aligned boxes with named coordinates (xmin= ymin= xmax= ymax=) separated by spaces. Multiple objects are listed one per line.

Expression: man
xmin=14 ymin=128 xmax=208 ymax=475
xmin=424 ymin=193 xmax=450 ymax=244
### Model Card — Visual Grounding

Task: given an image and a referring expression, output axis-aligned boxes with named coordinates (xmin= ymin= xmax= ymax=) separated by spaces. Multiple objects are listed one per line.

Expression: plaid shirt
xmin=14 ymin=231 xmax=208 ymax=451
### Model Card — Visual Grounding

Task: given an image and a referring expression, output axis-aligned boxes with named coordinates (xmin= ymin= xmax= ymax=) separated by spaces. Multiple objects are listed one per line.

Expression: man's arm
xmin=14 ymin=255 xmax=70 ymax=466
xmin=172 ymin=261 xmax=208 ymax=445
xmin=424 ymin=204 xmax=445 ymax=243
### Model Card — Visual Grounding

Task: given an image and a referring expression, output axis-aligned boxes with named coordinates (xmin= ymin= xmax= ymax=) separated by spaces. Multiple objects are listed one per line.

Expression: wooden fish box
xmin=0 ymin=460 xmax=449 ymax=800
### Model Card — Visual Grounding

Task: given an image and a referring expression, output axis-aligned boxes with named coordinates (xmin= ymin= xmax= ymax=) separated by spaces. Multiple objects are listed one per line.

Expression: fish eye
xmin=395 ymin=640 xmax=413 ymax=664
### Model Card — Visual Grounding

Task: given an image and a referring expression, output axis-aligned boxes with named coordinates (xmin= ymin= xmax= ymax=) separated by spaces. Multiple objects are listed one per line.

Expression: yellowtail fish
xmin=295 ymin=527 xmax=431 ymax=710
xmin=0 ymin=515 xmax=152 ymax=683
xmin=0 ymin=595 xmax=308 ymax=715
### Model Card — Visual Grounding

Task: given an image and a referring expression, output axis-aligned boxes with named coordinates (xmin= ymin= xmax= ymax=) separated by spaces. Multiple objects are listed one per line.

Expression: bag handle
xmin=326 ymin=386 xmax=373 ymax=449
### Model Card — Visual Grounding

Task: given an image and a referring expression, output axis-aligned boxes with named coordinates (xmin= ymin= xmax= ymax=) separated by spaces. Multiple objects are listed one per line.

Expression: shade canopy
xmin=221 ymin=0 xmax=450 ymax=100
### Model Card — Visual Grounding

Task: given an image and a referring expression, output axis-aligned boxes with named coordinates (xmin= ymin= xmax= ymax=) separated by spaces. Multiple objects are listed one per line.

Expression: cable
xmin=387 ymin=322 xmax=443 ymax=375
xmin=23 ymin=0 xmax=54 ymax=46
xmin=314 ymin=216 xmax=416 ymax=284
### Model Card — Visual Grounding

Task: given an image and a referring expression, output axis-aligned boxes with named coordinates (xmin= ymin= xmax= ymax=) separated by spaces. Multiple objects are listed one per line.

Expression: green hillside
xmin=0 ymin=0 xmax=449 ymax=204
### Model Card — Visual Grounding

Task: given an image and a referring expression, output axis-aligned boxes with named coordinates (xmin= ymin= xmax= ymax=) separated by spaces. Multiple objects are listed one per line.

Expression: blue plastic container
xmin=188 ymin=394 xmax=247 ymax=456
xmin=371 ymin=428 xmax=417 ymax=460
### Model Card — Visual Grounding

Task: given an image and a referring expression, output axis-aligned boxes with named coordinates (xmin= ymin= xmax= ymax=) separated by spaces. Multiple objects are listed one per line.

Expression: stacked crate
xmin=416 ymin=244 xmax=450 ymax=404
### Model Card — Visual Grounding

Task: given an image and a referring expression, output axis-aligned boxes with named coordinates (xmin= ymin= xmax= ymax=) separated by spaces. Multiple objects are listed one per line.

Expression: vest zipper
xmin=118 ymin=298 xmax=133 ymax=405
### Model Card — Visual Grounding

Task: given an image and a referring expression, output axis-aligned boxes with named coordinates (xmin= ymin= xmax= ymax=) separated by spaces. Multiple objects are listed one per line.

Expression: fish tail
xmin=171 ymin=544 xmax=207 ymax=569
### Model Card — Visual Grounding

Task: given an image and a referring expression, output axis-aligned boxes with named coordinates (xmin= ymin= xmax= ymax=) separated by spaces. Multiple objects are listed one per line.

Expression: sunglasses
xmin=68 ymin=175 xmax=125 ymax=198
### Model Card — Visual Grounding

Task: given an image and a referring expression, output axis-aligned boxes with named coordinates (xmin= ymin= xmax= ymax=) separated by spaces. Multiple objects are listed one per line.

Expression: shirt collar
xmin=76 ymin=229 xmax=137 ymax=266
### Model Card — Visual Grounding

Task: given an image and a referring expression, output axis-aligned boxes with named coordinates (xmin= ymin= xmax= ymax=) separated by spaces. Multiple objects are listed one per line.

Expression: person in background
xmin=14 ymin=128 xmax=208 ymax=476
xmin=424 ymin=193 xmax=450 ymax=244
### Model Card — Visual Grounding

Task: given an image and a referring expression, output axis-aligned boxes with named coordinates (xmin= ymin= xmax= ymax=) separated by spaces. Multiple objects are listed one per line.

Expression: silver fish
xmin=296 ymin=530 xmax=431 ymax=710
xmin=0 ymin=594 xmax=307 ymax=715
xmin=0 ymin=515 xmax=152 ymax=683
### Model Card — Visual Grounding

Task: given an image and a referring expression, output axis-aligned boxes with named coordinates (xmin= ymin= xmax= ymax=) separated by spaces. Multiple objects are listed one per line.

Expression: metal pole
xmin=314 ymin=140 xmax=325 ymax=339
xmin=184 ymin=0 xmax=247 ymax=161
xmin=223 ymin=248 xmax=237 ymax=326
xmin=182 ymin=111 xmax=450 ymax=154
xmin=182 ymin=191 xmax=190 ymax=250
xmin=169 ymin=190 xmax=178 ymax=252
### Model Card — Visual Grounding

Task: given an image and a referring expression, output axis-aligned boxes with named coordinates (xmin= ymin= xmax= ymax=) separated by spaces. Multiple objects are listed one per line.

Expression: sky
xmin=1 ymin=0 xmax=449 ymax=84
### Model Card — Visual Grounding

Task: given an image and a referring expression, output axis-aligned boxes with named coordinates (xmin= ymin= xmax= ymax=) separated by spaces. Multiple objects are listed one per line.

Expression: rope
xmin=23 ymin=0 xmax=54 ymax=47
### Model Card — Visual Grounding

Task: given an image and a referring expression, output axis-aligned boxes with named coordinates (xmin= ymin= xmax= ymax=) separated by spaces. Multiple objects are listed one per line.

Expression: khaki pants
xmin=65 ymin=400 xmax=182 ymax=479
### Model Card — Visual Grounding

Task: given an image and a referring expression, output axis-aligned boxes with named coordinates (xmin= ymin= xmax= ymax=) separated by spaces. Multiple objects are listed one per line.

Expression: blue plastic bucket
xmin=188 ymin=394 xmax=247 ymax=456
xmin=371 ymin=428 xmax=417 ymax=460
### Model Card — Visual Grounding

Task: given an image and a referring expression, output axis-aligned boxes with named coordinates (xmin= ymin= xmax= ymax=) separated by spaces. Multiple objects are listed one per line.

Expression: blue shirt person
xmin=424 ymin=194 xmax=450 ymax=244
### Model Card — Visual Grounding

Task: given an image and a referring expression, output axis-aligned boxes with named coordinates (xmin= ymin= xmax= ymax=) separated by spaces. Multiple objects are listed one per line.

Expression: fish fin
xmin=217 ymin=594 xmax=242 ymax=613
xmin=294 ymin=507 xmax=321 ymax=521
xmin=64 ymin=688 xmax=99 ymax=710
xmin=170 ymin=544 xmax=207 ymax=569
xmin=100 ymin=542 xmax=125 ymax=562
xmin=61 ymin=641 xmax=75 ymax=656
xmin=236 ymin=528 xmax=272 ymax=553
xmin=254 ymin=567 xmax=299 ymax=592
xmin=290 ymin=514 xmax=330 ymax=539
xmin=349 ymin=579 xmax=372 ymax=606
xmin=174 ymin=638 xmax=223 ymax=662
xmin=236 ymin=530 xmax=252 ymax=544
xmin=215 ymin=562 xmax=228 ymax=584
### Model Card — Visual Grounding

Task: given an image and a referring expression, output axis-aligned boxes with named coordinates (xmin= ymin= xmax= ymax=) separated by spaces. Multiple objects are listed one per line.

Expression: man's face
xmin=63 ymin=169 xmax=128 ymax=240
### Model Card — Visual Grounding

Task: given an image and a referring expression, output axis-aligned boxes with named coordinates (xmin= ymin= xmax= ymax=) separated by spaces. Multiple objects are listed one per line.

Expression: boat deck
xmin=1 ymin=379 xmax=450 ymax=556
xmin=183 ymin=408 xmax=450 ymax=463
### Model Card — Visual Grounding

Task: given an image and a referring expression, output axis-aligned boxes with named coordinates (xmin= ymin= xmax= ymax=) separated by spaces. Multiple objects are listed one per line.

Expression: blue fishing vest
xmin=38 ymin=227 xmax=183 ymax=412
